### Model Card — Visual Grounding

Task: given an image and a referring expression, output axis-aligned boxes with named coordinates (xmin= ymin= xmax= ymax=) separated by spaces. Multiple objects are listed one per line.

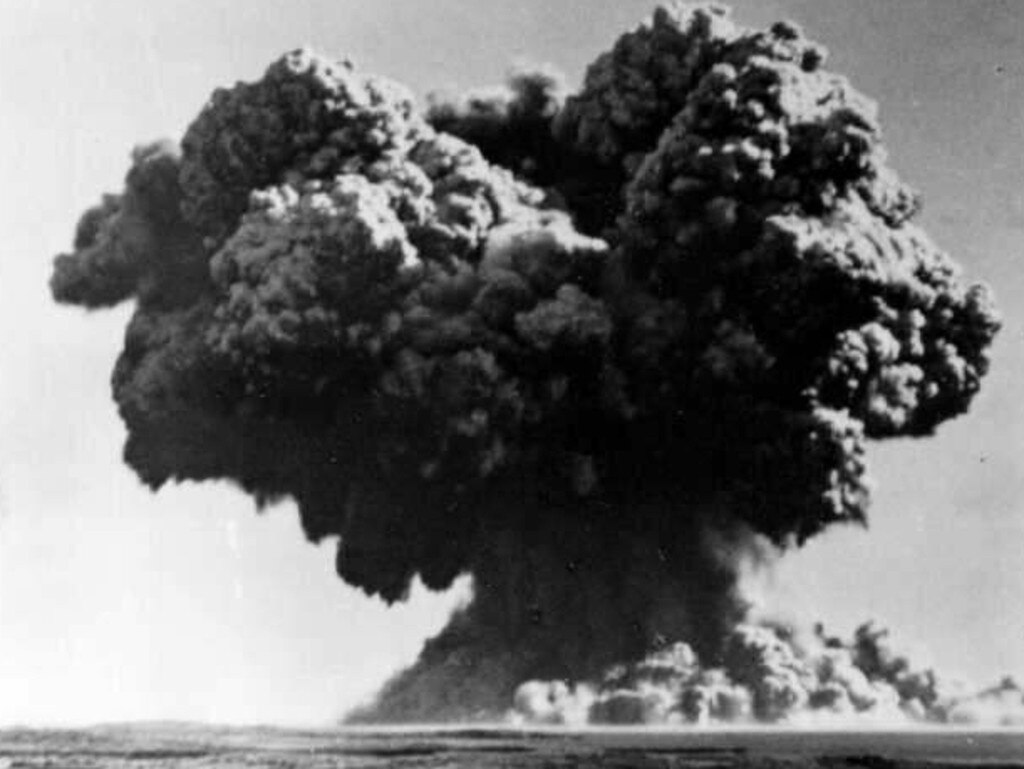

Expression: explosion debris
xmin=51 ymin=4 xmax=1000 ymax=723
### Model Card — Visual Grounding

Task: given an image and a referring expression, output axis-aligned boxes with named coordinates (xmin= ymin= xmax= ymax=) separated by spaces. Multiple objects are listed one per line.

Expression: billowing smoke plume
xmin=513 ymin=622 xmax=1024 ymax=727
xmin=52 ymin=4 xmax=999 ymax=723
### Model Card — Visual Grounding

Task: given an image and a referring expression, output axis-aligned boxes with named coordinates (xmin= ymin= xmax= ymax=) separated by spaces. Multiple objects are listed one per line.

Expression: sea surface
xmin=1 ymin=724 xmax=1022 ymax=768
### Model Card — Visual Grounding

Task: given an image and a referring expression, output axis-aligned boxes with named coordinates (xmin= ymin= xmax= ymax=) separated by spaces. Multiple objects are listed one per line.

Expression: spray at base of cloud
xmin=512 ymin=622 xmax=1024 ymax=727
xmin=51 ymin=3 xmax=1000 ymax=723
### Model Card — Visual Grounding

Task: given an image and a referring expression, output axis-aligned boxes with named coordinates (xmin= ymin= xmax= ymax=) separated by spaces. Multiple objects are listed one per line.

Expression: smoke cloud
xmin=512 ymin=622 xmax=1024 ymax=727
xmin=52 ymin=5 xmax=1000 ymax=723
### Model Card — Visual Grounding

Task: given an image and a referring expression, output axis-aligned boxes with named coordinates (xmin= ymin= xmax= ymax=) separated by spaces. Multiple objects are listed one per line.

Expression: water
xmin=1 ymin=724 xmax=1022 ymax=767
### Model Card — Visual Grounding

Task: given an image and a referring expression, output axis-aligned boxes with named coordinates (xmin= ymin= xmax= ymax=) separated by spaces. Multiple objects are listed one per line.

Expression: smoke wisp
xmin=51 ymin=4 xmax=1000 ymax=723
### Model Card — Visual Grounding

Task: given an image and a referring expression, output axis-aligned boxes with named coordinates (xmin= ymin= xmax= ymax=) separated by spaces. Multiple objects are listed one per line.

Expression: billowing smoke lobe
xmin=513 ymin=622 xmax=1024 ymax=727
xmin=51 ymin=4 xmax=1001 ymax=724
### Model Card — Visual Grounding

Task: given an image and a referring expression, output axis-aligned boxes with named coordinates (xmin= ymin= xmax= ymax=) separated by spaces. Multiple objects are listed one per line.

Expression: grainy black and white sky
xmin=1 ymin=0 xmax=1022 ymax=726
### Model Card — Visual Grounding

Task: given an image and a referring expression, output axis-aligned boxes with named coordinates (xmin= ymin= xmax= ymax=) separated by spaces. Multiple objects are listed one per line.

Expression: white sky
xmin=1 ymin=0 xmax=1023 ymax=726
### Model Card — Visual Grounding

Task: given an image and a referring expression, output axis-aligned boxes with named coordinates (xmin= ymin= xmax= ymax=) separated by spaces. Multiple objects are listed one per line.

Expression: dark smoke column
xmin=52 ymin=5 xmax=998 ymax=722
